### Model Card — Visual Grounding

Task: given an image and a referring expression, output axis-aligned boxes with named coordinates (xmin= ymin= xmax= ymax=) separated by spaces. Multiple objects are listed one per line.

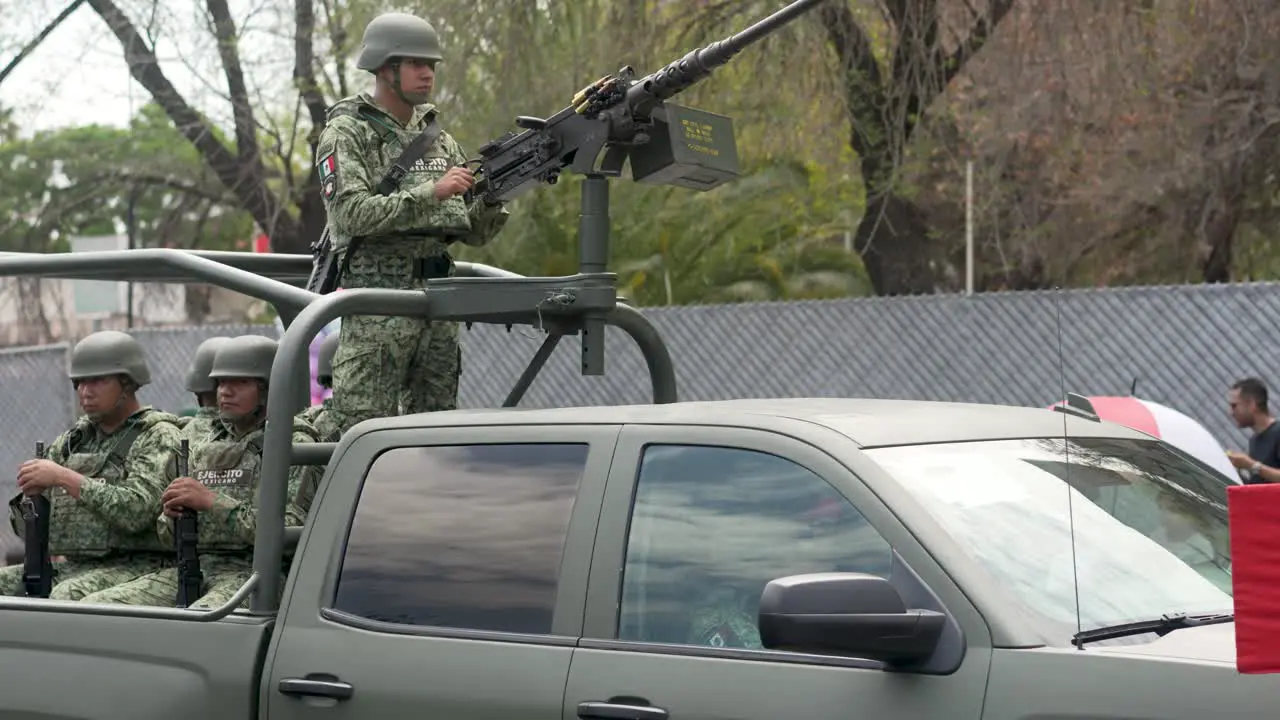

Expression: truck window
xmin=617 ymin=444 xmax=892 ymax=649
xmin=332 ymin=443 xmax=589 ymax=635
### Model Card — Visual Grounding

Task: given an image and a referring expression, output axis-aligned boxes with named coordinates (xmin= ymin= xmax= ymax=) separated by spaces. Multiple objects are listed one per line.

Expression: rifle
xmin=469 ymin=0 xmax=824 ymax=206
xmin=21 ymin=441 xmax=52 ymax=598
xmin=173 ymin=439 xmax=203 ymax=608
xmin=306 ymin=117 xmax=445 ymax=295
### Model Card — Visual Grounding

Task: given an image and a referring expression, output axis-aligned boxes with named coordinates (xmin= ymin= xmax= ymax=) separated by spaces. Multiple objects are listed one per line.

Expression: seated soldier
xmin=1 ymin=330 xmax=181 ymax=599
xmin=80 ymin=334 xmax=321 ymax=609
xmin=294 ymin=331 xmax=342 ymax=516
xmin=178 ymin=336 xmax=231 ymax=441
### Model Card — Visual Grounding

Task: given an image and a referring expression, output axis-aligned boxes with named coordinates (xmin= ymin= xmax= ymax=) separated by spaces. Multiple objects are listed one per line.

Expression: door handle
xmin=578 ymin=701 xmax=669 ymax=720
xmin=278 ymin=676 xmax=355 ymax=701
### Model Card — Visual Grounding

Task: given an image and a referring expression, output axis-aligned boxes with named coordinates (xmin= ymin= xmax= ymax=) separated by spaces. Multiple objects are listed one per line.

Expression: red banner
xmin=1229 ymin=483 xmax=1280 ymax=673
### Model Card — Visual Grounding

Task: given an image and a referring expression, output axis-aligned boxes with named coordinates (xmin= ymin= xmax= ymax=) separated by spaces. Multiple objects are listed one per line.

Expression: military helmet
xmin=68 ymin=330 xmax=150 ymax=387
xmin=209 ymin=335 xmax=278 ymax=384
xmin=316 ymin=332 xmax=340 ymax=383
xmin=356 ymin=13 xmax=443 ymax=71
xmin=184 ymin=336 xmax=231 ymax=393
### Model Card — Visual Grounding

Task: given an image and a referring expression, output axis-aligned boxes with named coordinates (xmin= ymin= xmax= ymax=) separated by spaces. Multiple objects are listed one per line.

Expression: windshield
xmin=868 ymin=437 xmax=1233 ymax=641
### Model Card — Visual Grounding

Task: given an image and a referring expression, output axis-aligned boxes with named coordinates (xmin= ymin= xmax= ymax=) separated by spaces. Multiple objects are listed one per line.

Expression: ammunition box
xmin=629 ymin=103 xmax=741 ymax=191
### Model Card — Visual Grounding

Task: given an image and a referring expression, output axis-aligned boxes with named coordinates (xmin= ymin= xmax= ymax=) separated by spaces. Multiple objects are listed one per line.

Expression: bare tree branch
xmin=0 ymin=0 xmax=88 ymax=87
xmin=85 ymin=0 xmax=306 ymax=251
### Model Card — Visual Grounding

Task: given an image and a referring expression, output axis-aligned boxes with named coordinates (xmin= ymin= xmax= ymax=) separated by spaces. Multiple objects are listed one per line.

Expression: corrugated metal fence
xmin=0 ymin=282 xmax=1270 ymax=551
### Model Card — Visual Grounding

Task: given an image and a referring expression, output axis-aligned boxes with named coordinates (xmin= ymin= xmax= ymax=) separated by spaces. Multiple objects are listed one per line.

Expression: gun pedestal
xmin=578 ymin=174 xmax=611 ymax=376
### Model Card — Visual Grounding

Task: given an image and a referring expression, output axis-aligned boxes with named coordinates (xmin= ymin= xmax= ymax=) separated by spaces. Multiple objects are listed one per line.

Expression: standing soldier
xmin=315 ymin=11 xmax=509 ymax=437
xmin=1 ymin=330 xmax=181 ymax=598
xmin=178 ymin=336 xmax=231 ymax=440
xmin=81 ymin=335 xmax=320 ymax=608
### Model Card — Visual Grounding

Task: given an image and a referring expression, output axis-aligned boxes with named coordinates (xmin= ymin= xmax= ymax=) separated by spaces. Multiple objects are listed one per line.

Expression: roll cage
xmin=0 ymin=241 xmax=678 ymax=617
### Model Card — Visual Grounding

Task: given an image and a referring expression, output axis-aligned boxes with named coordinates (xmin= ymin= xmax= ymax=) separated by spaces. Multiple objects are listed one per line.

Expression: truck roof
xmin=352 ymin=397 xmax=1153 ymax=448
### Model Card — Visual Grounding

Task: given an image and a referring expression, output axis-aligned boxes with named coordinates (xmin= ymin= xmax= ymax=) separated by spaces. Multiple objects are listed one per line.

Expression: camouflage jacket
xmin=9 ymin=407 xmax=182 ymax=557
xmin=315 ymin=92 xmax=509 ymax=254
xmin=177 ymin=406 xmax=220 ymax=443
xmin=298 ymin=399 xmax=340 ymax=444
xmin=156 ymin=415 xmax=321 ymax=553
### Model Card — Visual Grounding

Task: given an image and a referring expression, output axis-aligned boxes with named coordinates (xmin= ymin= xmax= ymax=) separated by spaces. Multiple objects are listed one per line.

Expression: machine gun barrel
xmin=626 ymin=0 xmax=824 ymax=111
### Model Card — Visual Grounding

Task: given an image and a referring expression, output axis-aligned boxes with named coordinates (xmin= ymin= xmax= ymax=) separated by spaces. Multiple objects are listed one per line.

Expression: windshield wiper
xmin=1072 ymin=611 xmax=1235 ymax=647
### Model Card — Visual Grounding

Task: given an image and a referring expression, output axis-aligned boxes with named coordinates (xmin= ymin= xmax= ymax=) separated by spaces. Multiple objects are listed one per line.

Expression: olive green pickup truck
xmin=0 ymin=395 xmax=1272 ymax=719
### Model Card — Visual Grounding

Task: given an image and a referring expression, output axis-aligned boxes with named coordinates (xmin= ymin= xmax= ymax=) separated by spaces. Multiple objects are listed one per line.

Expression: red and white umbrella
xmin=1047 ymin=395 xmax=1238 ymax=482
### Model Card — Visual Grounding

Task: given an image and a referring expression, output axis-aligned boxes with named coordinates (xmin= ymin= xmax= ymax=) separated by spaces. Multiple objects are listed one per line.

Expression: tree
xmin=675 ymin=0 xmax=1016 ymax=295
xmin=82 ymin=0 xmax=333 ymax=254
xmin=0 ymin=102 xmax=254 ymax=340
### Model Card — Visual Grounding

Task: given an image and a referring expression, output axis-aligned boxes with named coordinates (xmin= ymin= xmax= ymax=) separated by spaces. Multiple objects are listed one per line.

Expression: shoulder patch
xmin=318 ymin=151 xmax=338 ymax=200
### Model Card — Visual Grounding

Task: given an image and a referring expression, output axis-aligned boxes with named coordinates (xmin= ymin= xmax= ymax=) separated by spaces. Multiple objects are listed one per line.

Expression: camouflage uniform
xmin=686 ymin=585 xmax=763 ymax=649
xmin=178 ymin=406 xmax=220 ymax=439
xmin=177 ymin=336 xmax=231 ymax=442
xmin=0 ymin=331 xmax=181 ymax=599
xmin=317 ymin=13 xmax=508 ymax=436
xmin=81 ymin=335 xmax=320 ymax=609
xmin=294 ymin=332 xmax=341 ymax=516
xmin=298 ymin=331 xmax=341 ymax=445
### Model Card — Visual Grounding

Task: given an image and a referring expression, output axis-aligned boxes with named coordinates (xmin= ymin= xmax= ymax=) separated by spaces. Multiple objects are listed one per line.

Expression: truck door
xmin=264 ymin=424 xmax=620 ymax=719
xmin=565 ymin=425 xmax=991 ymax=720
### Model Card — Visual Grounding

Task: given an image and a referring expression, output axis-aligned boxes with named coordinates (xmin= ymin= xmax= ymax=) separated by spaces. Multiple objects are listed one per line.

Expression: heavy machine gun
xmin=469 ymin=0 xmax=825 ymax=205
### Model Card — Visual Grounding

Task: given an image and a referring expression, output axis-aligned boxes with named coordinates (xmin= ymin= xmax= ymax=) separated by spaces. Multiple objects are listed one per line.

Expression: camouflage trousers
xmin=0 ymin=554 xmax=171 ymax=601
xmin=329 ymin=242 xmax=461 ymax=436
xmin=78 ymin=554 xmax=281 ymax=610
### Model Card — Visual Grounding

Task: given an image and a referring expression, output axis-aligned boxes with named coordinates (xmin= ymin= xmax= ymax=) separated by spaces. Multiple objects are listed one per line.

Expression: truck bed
xmin=0 ymin=602 xmax=271 ymax=719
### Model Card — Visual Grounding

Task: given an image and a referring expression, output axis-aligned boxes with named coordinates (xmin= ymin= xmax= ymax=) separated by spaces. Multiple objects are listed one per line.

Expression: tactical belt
xmin=412 ymin=255 xmax=453 ymax=279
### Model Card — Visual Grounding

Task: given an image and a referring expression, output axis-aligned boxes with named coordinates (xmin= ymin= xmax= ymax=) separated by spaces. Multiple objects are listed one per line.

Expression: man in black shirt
xmin=1227 ymin=377 xmax=1280 ymax=484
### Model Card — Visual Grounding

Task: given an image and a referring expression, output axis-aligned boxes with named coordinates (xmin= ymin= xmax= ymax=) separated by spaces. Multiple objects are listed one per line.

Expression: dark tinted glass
xmin=333 ymin=443 xmax=589 ymax=634
xmin=618 ymin=444 xmax=892 ymax=648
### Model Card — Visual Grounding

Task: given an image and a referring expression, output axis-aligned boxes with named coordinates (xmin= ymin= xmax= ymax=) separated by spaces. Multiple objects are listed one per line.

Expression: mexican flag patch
xmin=318 ymin=152 xmax=337 ymax=200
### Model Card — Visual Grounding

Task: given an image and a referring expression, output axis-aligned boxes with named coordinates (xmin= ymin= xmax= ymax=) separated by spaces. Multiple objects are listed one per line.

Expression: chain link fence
xmin=0 ymin=282 xmax=1272 ymax=553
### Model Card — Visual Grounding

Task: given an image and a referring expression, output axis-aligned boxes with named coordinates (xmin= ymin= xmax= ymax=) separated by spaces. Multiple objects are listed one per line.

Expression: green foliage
xmin=0 ymin=102 xmax=252 ymax=254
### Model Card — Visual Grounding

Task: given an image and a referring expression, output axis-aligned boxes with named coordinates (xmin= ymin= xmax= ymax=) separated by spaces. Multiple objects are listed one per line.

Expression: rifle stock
xmin=21 ymin=441 xmax=52 ymax=598
xmin=173 ymin=439 xmax=203 ymax=608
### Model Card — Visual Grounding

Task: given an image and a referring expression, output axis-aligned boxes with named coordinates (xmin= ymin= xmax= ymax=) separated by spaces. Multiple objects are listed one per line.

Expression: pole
xmin=125 ymin=188 xmax=137 ymax=327
xmin=965 ymin=160 xmax=974 ymax=296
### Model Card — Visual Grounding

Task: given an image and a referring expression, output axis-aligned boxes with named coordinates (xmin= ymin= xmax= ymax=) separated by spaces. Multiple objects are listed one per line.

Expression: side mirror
xmin=758 ymin=572 xmax=946 ymax=665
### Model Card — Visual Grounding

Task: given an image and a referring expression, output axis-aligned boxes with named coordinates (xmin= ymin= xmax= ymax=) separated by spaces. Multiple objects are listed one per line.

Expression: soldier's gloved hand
xmin=161 ymin=477 xmax=216 ymax=517
xmin=433 ymin=167 xmax=474 ymax=200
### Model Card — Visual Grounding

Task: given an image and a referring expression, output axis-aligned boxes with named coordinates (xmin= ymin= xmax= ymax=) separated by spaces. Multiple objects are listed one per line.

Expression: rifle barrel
xmin=629 ymin=0 xmax=824 ymax=106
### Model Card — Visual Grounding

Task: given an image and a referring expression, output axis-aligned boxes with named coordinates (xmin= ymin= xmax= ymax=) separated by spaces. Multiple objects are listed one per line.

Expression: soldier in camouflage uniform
xmin=0 ymin=331 xmax=181 ymax=599
xmin=316 ymin=12 xmax=509 ymax=436
xmin=293 ymin=332 xmax=341 ymax=518
xmin=81 ymin=335 xmax=321 ymax=609
xmin=298 ymin=331 xmax=341 ymax=444
xmin=177 ymin=336 xmax=231 ymax=441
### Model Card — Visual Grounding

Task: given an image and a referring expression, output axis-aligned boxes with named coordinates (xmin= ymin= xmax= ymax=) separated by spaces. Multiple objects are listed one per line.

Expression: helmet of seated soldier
xmin=185 ymin=336 xmax=232 ymax=393
xmin=68 ymin=330 xmax=151 ymax=388
xmin=209 ymin=335 xmax=278 ymax=384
